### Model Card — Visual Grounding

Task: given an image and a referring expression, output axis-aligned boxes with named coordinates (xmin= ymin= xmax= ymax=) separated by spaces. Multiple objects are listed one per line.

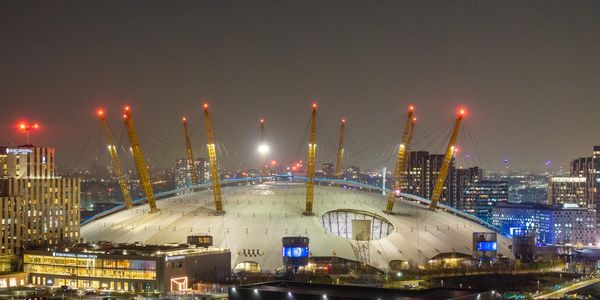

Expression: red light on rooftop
xmin=271 ymin=160 xmax=277 ymax=166
xmin=409 ymin=105 xmax=415 ymax=111
xmin=124 ymin=106 xmax=130 ymax=111
xmin=260 ymin=118 xmax=264 ymax=123
xmin=458 ymin=108 xmax=467 ymax=117
xmin=182 ymin=117 xmax=187 ymax=122
xmin=203 ymin=103 xmax=209 ymax=109
xmin=123 ymin=114 xmax=127 ymax=119
xmin=33 ymin=123 xmax=39 ymax=129
xmin=312 ymin=103 xmax=317 ymax=108
xmin=342 ymin=118 xmax=346 ymax=123
xmin=413 ymin=117 xmax=417 ymax=122
xmin=97 ymin=109 xmax=104 ymax=116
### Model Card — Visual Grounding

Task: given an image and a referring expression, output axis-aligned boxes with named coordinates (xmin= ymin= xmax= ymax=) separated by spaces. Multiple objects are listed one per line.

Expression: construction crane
xmin=182 ymin=117 xmax=200 ymax=187
xmin=304 ymin=103 xmax=318 ymax=216
xmin=123 ymin=106 xmax=158 ymax=212
xmin=97 ymin=109 xmax=132 ymax=208
xmin=429 ymin=109 xmax=465 ymax=210
xmin=258 ymin=118 xmax=269 ymax=177
xmin=203 ymin=103 xmax=225 ymax=215
xmin=334 ymin=118 xmax=346 ymax=179
xmin=384 ymin=105 xmax=415 ymax=214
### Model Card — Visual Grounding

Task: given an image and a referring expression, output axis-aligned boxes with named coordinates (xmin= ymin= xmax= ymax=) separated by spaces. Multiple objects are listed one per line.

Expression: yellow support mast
xmin=203 ymin=103 xmax=225 ymax=215
xmin=334 ymin=118 xmax=346 ymax=179
xmin=384 ymin=105 xmax=416 ymax=213
xmin=182 ymin=117 xmax=200 ymax=187
xmin=123 ymin=106 xmax=158 ymax=213
xmin=429 ymin=108 xmax=465 ymax=210
xmin=97 ymin=109 xmax=132 ymax=208
xmin=304 ymin=103 xmax=318 ymax=216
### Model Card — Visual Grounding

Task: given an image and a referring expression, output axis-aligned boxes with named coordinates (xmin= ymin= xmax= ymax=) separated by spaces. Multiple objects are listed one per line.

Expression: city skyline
xmin=1 ymin=1 xmax=598 ymax=172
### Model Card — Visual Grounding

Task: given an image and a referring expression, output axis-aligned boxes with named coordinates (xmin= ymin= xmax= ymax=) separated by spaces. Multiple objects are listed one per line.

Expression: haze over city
xmin=1 ymin=1 xmax=598 ymax=172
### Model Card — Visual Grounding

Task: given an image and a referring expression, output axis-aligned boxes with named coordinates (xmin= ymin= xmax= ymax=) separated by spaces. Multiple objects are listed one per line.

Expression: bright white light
xmin=258 ymin=144 xmax=270 ymax=154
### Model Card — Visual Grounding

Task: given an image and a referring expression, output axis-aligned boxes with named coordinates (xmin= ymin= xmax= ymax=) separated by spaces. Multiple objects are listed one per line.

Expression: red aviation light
xmin=312 ymin=103 xmax=317 ymax=109
xmin=458 ymin=108 xmax=467 ymax=118
xmin=182 ymin=117 xmax=187 ymax=122
xmin=124 ymin=105 xmax=130 ymax=111
xmin=341 ymin=118 xmax=346 ymax=123
xmin=97 ymin=109 xmax=104 ymax=117
xmin=260 ymin=118 xmax=264 ymax=123
xmin=409 ymin=105 xmax=415 ymax=111
xmin=33 ymin=123 xmax=39 ymax=129
xmin=19 ymin=123 xmax=26 ymax=130
xmin=203 ymin=103 xmax=209 ymax=109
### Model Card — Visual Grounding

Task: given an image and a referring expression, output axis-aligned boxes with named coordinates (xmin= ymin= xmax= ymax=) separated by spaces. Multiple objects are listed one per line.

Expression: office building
xmin=0 ymin=145 xmax=80 ymax=255
xmin=453 ymin=167 xmax=483 ymax=211
xmin=23 ymin=242 xmax=231 ymax=292
xmin=491 ymin=203 xmax=596 ymax=245
xmin=548 ymin=177 xmax=587 ymax=207
xmin=466 ymin=180 xmax=508 ymax=222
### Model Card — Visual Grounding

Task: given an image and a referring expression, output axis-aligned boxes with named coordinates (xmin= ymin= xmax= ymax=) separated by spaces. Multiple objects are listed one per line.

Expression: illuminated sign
xmin=52 ymin=252 xmax=97 ymax=259
xmin=165 ymin=255 xmax=185 ymax=261
xmin=6 ymin=148 xmax=33 ymax=155
xmin=476 ymin=241 xmax=497 ymax=251
xmin=282 ymin=247 xmax=309 ymax=258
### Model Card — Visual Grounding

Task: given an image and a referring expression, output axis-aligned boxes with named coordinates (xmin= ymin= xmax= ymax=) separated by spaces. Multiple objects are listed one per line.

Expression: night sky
xmin=1 ymin=1 xmax=598 ymax=172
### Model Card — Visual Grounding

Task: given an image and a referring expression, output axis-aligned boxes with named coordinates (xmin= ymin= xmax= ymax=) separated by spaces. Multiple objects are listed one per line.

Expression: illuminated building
xmin=453 ymin=167 xmax=483 ymax=211
xmin=570 ymin=146 xmax=600 ymax=219
xmin=548 ymin=177 xmax=587 ymax=207
xmin=405 ymin=151 xmax=480 ymax=208
xmin=0 ymin=146 xmax=54 ymax=179
xmin=0 ymin=145 xmax=80 ymax=255
xmin=175 ymin=157 xmax=208 ymax=190
xmin=490 ymin=203 xmax=595 ymax=245
xmin=23 ymin=242 xmax=230 ymax=292
xmin=466 ymin=180 xmax=508 ymax=222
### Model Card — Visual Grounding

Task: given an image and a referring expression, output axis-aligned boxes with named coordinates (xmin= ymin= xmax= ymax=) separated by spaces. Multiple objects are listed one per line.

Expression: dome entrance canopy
xmin=321 ymin=209 xmax=394 ymax=240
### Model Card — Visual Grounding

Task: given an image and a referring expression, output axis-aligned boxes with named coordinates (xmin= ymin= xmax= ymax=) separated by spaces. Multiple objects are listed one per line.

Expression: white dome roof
xmin=81 ymin=183 xmax=512 ymax=271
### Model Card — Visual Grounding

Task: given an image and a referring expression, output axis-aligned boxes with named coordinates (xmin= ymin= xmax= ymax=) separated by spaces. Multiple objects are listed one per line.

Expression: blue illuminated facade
xmin=490 ymin=203 xmax=595 ymax=245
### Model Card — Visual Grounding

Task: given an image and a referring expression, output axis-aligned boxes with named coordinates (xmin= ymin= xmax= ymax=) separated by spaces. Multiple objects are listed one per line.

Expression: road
xmin=534 ymin=276 xmax=600 ymax=299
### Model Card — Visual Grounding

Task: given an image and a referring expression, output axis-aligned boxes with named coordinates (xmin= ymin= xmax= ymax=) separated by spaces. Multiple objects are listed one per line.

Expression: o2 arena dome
xmin=81 ymin=183 xmax=512 ymax=272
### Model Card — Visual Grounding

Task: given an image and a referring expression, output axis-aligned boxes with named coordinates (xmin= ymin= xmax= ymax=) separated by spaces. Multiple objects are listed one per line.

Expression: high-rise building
xmin=569 ymin=146 xmax=600 ymax=220
xmin=405 ymin=151 xmax=453 ymax=203
xmin=547 ymin=177 xmax=587 ymax=207
xmin=404 ymin=151 xmax=479 ymax=209
xmin=453 ymin=167 xmax=483 ymax=211
xmin=175 ymin=157 xmax=208 ymax=190
xmin=466 ymin=180 xmax=509 ymax=222
xmin=0 ymin=145 xmax=80 ymax=255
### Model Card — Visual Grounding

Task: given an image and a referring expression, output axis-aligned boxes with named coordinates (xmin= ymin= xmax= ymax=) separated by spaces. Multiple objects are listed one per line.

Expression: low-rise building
xmin=490 ymin=203 xmax=596 ymax=245
xmin=23 ymin=242 xmax=231 ymax=292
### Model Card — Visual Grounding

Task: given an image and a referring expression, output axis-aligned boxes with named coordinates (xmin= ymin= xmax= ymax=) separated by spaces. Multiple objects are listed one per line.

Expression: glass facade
xmin=24 ymin=254 xmax=157 ymax=285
